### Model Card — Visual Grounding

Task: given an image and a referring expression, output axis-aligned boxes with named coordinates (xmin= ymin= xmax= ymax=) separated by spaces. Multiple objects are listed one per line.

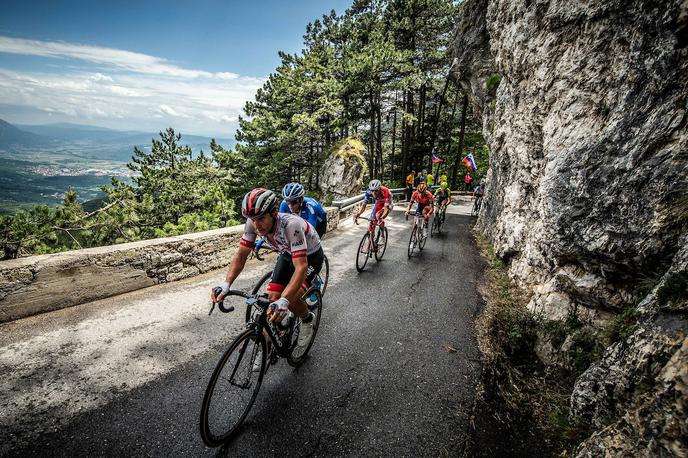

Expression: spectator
xmin=464 ymin=172 xmax=472 ymax=191
xmin=426 ymin=171 xmax=434 ymax=186
xmin=406 ymin=170 xmax=415 ymax=201
xmin=415 ymin=171 xmax=423 ymax=187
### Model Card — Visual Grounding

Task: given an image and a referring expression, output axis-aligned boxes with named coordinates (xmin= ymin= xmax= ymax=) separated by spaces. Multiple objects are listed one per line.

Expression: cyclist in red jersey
xmin=405 ymin=182 xmax=434 ymax=237
xmin=352 ymin=179 xmax=392 ymax=223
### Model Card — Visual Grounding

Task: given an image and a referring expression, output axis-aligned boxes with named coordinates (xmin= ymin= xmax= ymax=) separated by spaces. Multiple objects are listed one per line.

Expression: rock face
xmin=319 ymin=136 xmax=368 ymax=200
xmin=451 ymin=0 xmax=688 ymax=454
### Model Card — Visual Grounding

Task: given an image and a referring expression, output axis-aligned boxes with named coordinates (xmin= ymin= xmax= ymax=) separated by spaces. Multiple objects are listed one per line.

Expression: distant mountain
xmin=0 ymin=119 xmax=53 ymax=149
xmin=16 ymin=122 xmax=234 ymax=148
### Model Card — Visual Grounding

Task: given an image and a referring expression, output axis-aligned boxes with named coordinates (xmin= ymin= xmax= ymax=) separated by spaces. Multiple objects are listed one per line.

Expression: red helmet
xmin=242 ymin=188 xmax=277 ymax=218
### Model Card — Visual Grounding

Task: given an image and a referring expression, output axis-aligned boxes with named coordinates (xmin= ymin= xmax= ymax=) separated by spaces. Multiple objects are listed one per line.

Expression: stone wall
xmin=0 ymin=207 xmax=341 ymax=323
xmin=450 ymin=0 xmax=687 ymax=454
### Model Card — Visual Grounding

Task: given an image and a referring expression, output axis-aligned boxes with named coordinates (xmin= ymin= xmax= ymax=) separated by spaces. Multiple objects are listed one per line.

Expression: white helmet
xmin=368 ymin=179 xmax=382 ymax=191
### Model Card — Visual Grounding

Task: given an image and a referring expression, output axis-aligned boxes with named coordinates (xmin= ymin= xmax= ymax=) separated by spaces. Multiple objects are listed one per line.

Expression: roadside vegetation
xmin=1 ymin=0 xmax=490 ymax=259
xmin=466 ymin=232 xmax=644 ymax=456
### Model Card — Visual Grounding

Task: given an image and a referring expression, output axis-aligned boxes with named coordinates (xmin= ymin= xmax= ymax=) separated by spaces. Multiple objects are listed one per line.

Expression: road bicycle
xmin=354 ymin=216 xmax=388 ymax=272
xmin=406 ymin=212 xmax=428 ymax=257
xmin=247 ymin=242 xmax=329 ymax=322
xmin=200 ymin=284 xmax=323 ymax=447
xmin=471 ymin=194 xmax=483 ymax=216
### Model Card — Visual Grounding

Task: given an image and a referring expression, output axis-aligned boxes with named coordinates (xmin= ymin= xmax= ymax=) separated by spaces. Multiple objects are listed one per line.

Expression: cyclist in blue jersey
xmin=279 ymin=182 xmax=328 ymax=238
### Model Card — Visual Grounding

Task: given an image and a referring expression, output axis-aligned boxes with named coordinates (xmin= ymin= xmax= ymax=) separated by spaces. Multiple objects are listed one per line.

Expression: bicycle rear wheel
xmin=200 ymin=330 xmax=267 ymax=447
xmin=374 ymin=226 xmax=388 ymax=261
xmin=407 ymin=226 xmax=417 ymax=258
xmin=318 ymin=255 xmax=329 ymax=296
xmin=288 ymin=289 xmax=322 ymax=366
xmin=356 ymin=233 xmax=371 ymax=272
xmin=246 ymin=270 xmax=273 ymax=322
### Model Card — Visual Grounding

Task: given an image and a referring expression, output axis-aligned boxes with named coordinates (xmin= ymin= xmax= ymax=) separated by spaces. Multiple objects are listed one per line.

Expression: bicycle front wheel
xmin=419 ymin=222 xmax=428 ymax=250
xmin=408 ymin=226 xmax=417 ymax=258
xmin=430 ymin=215 xmax=439 ymax=237
xmin=374 ymin=226 xmax=388 ymax=261
xmin=356 ymin=233 xmax=371 ymax=272
xmin=200 ymin=330 xmax=267 ymax=447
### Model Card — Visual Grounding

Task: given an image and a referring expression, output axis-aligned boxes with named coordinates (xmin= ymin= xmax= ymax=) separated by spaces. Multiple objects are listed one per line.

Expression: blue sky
xmin=0 ymin=0 xmax=352 ymax=137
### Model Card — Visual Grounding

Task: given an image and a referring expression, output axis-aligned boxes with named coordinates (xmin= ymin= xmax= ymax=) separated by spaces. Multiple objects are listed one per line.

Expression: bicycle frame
xmin=355 ymin=216 xmax=384 ymax=248
xmin=212 ymin=290 xmax=295 ymax=358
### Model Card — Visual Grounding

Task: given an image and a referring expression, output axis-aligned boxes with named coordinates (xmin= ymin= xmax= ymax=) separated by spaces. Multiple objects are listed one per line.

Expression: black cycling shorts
xmin=414 ymin=202 xmax=431 ymax=216
xmin=267 ymin=247 xmax=324 ymax=294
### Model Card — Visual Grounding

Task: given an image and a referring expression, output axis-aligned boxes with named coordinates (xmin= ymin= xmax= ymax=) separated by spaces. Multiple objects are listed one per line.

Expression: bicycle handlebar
xmin=210 ymin=288 xmax=271 ymax=315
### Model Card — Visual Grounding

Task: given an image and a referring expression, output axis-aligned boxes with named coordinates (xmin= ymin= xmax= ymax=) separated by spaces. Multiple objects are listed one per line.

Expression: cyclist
xmin=353 ymin=179 xmax=392 ymax=223
xmin=473 ymin=184 xmax=485 ymax=214
xmin=434 ymin=181 xmax=452 ymax=212
xmin=279 ymin=182 xmax=328 ymax=238
xmin=405 ymin=182 xmax=434 ymax=238
xmin=211 ymin=188 xmax=323 ymax=348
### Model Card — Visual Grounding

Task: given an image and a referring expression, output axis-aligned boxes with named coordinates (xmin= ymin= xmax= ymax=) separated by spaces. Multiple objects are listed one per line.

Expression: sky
xmin=0 ymin=0 xmax=352 ymax=137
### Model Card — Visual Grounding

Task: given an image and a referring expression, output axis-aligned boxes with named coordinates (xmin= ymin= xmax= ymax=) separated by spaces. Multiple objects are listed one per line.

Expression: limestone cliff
xmin=451 ymin=0 xmax=687 ymax=455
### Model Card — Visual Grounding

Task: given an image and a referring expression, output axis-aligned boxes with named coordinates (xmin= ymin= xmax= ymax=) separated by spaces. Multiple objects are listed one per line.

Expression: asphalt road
xmin=1 ymin=199 xmax=484 ymax=457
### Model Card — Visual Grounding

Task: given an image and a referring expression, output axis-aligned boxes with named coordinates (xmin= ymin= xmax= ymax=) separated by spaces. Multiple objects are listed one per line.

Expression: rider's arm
xmin=279 ymin=200 xmax=289 ymax=213
xmin=304 ymin=202 xmax=320 ymax=228
xmin=282 ymin=256 xmax=308 ymax=304
xmin=406 ymin=192 xmax=416 ymax=213
xmin=355 ymin=202 xmax=367 ymax=217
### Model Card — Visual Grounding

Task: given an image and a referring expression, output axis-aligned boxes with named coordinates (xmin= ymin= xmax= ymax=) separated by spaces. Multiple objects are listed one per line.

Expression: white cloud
xmin=0 ymin=36 xmax=240 ymax=80
xmin=158 ymin=104 xmax=192 ymax=119
xmin=0 ymin=36 xmax=267 ymax=136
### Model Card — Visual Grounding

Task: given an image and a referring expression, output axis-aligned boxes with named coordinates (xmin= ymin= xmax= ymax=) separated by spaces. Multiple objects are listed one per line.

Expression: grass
xmin=472 ymin=231 xmax=594 ymax=455
xmin=485 ymin=73 xmax=502 ymax=96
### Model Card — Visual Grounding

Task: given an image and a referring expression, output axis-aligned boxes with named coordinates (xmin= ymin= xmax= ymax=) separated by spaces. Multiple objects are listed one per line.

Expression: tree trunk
xmin=391 ymin=91 xmax=398 ymax=183
xmin=427 ymin=76 xmax=451 ymax=170
xmin=376 ymin=91 xmax=383 ymax=181
xmin=368 ymin=90 xmax=376 ymax=179
xmin=451 ymin=93 xmax=469 ymax=190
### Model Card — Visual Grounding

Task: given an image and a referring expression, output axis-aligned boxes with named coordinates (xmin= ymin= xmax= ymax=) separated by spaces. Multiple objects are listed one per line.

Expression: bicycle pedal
xmin=269 ymin=352 xmax=279 ymax=365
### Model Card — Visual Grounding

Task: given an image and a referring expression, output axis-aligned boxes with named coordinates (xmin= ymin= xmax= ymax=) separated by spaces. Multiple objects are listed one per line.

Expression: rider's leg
xmin=268 ymin=253 xmax=306 ymax=317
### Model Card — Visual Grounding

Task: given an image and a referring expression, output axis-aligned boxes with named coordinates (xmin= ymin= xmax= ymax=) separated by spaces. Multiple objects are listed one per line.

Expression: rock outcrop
xmin=318 ymin=136 xmax=368 ymax=200
xmin=451 ymin=0 xmax=688 ymax=454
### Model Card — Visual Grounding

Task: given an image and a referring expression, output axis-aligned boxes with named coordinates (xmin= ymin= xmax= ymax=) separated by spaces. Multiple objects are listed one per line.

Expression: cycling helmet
xmin=440 ymin=182 xmax=447 ymax=190
xmin=282 ymin=182 xmax=305 ymax=200
xmin=368 ymin=179 xmax=382 ymax=191
xmin=242 ymin=188 xmax=277 ymax=218
xmin=417 ymin=183 xmax=427 ymax=192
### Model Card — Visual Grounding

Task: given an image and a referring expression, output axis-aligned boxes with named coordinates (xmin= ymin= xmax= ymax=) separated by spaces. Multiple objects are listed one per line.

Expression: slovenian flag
xmin=462 ymin=153 xmax=477 ymax=171
xmin=431 ymin=149 xmax=445 ymax=163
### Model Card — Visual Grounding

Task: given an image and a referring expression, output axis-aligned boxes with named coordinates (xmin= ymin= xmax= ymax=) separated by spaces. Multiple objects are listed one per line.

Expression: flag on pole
xmin=431 ymin=149 xmax=445 ymax=163
xmin=462 ymin=153 xmax=477 ymax=171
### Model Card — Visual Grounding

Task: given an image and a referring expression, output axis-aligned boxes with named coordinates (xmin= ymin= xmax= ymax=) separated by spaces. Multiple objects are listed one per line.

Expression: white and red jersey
xmin=240 ymin=212 xmax=321 ymax=258
xmin=364 ymin=186 xmax=392 ymax=211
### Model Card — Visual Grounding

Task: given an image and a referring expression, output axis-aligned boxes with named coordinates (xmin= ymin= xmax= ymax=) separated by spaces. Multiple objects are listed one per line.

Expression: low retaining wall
xmin=0 ymin=207 xmax=342 ymax=323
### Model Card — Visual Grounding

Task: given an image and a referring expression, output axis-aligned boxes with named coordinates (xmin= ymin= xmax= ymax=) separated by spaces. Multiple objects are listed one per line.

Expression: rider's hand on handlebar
xmin=268 ymin=297 xmax=290 ymax=323
xmin=211 ymin=281 xmax=231 ymax=304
